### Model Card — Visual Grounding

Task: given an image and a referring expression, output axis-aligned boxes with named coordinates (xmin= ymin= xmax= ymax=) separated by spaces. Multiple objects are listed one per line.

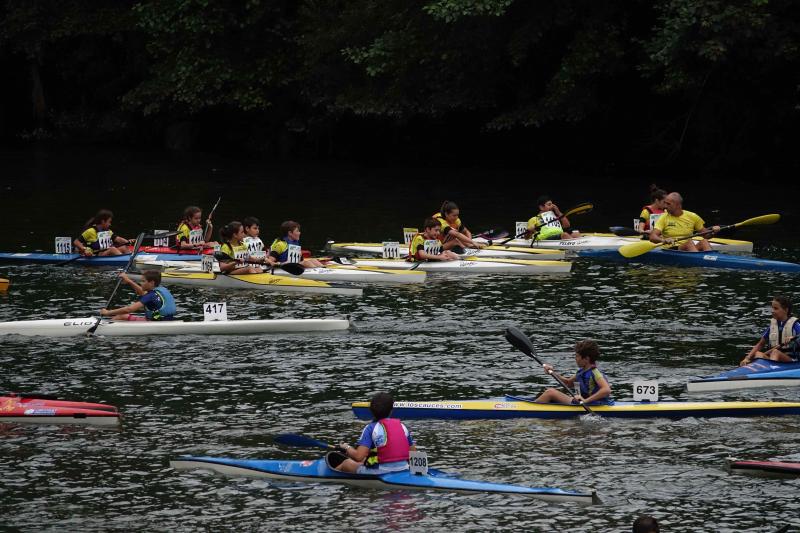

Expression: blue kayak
xmin=579 ymin=249 xmax=800 ymax=273
xmin=0 ymin=252 xmax=202 ymax=266
xmin=687 ymin=360 xmax=800 ymax=392
xmin=170 ymin=455 xmax=599 ymax=504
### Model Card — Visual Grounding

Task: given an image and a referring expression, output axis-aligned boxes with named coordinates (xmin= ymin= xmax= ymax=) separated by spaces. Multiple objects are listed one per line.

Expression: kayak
xmin=0 ymin=394 xmax=120 ymax=426
xmin=474 ymin=233 xmax=753 ymax=254
xmin=686 ymin=360 xmax=800 ymax=392
xmin=0 ymin=252 xmax=203 ymax=266
xmin=726 ymin=458 xmax=800 ymax=479
xmin=170 ymin=455 xmax=600 ymax=504
xmin=579 ymin=249 xmax=800 ymax=273
xmin=325 ymin=241 xmax=566 ymax=260
xmin=351 ymin=396 xmax=800 ymax=420
xmin=328 ymin=257 xmax=572 ymax=274
xmin=129 ymin=271 xmax=363 ymax=297
xmin=134 ymin=259 xmax=427 ymax=284
xmin=0 ymin=317 xmax=350 ymax=337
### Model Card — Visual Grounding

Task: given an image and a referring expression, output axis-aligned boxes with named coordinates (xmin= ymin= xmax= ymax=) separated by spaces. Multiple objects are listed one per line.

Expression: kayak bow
xmin=0 ymin=394 xmax=120 ymax=426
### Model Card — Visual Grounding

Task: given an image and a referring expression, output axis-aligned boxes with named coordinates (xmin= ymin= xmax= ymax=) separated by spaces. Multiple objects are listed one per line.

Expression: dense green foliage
xmin=1 ymin=0 xmax=797 ymax=171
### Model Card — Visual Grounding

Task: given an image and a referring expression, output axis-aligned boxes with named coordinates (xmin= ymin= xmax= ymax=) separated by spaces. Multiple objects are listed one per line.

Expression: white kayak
xmin=0 ymin=317 xmax=350 ymax=337
xmin=134 ymin=259 xmax=426 ymax=284
xmin=129 ymin=271 xmax=363 ymax=297
xmin=473 ymin=233 xmax=753 ymax=253
xmin=332 ymin=257 xmax=571 ymax=274
xmin=325 ymin=241 xmax=566 ymax=260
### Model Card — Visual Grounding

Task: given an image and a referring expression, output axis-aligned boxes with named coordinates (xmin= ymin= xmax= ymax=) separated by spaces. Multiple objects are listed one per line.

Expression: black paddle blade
xmin=504 ymin=326 xmax=534 ymax=355
xmin=609 ymin=226 xmax=640 ymax=237
xmin=280 ymin=263 xmax=305 ymax=276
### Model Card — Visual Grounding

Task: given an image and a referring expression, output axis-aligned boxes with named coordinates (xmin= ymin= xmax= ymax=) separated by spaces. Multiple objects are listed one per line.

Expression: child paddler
xmin=100 ymin=270 xmax=176 ymax=321
xmin=176 ymin=206 xmax=217 ymax=251
xmin=269 ymin=221 xmax=323 ymax=268
xmin=740 ymin=296 xmax=800 ymax=366
xmin=527 ymin=195 xmax=581 ymax=241
xmin=73 ymin=209 xmax=132 ymax=257
xmin=215 ymin=221 xmax=268 ymax=274
xmin=432 ymin=200 xmax=486 ymax=252
xmin=331 ymin=392 xmax=417 ymax=474
xmin=535 ymin=340 xmax=612 ymax=405
xmin=243 ymin=217 xmax=276 ymax=267
xmin=636 ymin=185 xmax=667 ymax=234
xmin=408 ymin=218 xmax=460 ymax=261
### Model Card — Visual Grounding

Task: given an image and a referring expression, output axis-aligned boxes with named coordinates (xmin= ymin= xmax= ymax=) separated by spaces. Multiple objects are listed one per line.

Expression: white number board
xmin=55 ymin=237 xmax=72 ymax=254
xmin=201 ymin=255 xmax=214 ymax=273
xmin=286 ymin=244 xmax=302 ymax=264
xmin=203 ymin=302 xmax=227 ymax=322
xmin=153 ymin=229 xmax=170 ymax=248
xmin=633 ymin=380 xmax=659 ymax=402
xmin=403 ymin=228 xmax=418 ymax=245
xmin=382 ymin=241 xmax=400 ymax=259
xmin=423 ymin=239 xmax=441 ymax=255
xmin=97 ymin=231 xmax=113 ymax=250
xmin=408 ymin=451 xmax=429 ymax=475
xmin=515 ymin=221 xmax=527 ymax=237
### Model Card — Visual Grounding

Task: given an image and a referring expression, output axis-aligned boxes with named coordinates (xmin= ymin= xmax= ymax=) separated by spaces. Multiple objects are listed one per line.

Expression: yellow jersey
xmin=653 ymin=209 xmax=705 ymax=238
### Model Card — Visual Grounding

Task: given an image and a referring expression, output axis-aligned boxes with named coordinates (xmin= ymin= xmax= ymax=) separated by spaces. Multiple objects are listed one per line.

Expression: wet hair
xmin=181 ymin=206 xmax=202 ymax=225
xmin=219 ymin=221 xmax=243 ymax=242
xmin=774 ymin=295 xmax=793 ymax=315
xmin=84 ymin=209 xmax=113 ymax=230
xmin=423 ymin=217 xmax=440 ymax=230
xmin=536 ymin=195 xmax=551 ymax=209
xmin=280 ymin=220 xmax=300 ymax=236
xmin=243 ymin=216 xmax=260 ymax=229
xmin=575 ymin=340 xmax=600 ymax=362
xmin=440 ymin=200 xmax=459 ymax=217
xmin=648 ymin=184 xmax=667 ymax=202
xmin=632 ymin=515 xmax=659 ymax=533
xmin=369 ymin=392 xmax=394 ymax=420
xmin=142 ymin=270 xmax=162 ymax=285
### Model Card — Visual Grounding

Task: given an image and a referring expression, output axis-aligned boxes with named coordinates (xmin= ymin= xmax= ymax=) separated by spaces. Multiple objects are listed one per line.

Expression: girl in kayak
xmin=73 ymin=209 xmax=132 ymax=257
xmin=432 ymin=201 xmax=486 ymax=252
xmin=527 ymin=196 xmax=581 ymax=241
xmin=637 ymin=185 xmax=667 ymax=234
xmin=740 ymin=296 xmax=800 ymax=366
xmin=243 ymin=217 xmax=277 ymax=267
xmin=100 ymin=270 xmax=176 ymax=321
xmin=176 ymin=206 xmax=217 ymax=251
xmin=269 ymin=221 xmax=323 ymax=268
xmin=216 ymin=221 xmax=267 ymax=274
xmin=408 ymin=218 xmax=461 ymax=261
xmin=535 ymin=340 xmax=612 ymax=405
xmin=332 ymin=392 xmax=417 ymax=474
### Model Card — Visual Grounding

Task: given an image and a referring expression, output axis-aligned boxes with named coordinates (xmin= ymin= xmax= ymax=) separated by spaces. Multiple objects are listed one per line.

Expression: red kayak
xmin=0 ymin=394 xmax=121 ymax=427
xmin=727 ymin=459 xmax=800 ymax=479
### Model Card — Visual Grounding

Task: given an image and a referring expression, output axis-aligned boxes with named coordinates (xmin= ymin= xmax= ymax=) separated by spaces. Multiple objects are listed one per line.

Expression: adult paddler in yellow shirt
xmin=649 ymin=192 xmax=720 ymax=252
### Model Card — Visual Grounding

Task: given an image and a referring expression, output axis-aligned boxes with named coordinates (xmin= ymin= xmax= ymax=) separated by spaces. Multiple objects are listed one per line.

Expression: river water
xmin=1 ymin=149 xmax=799 ymax=532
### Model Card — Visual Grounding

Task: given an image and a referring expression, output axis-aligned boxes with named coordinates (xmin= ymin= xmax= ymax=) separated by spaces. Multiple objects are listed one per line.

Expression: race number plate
xmin=408 ymin=451 xmax=429 ymax=475
xmin=382 ymin=241 xmax=400 ymax=259
xmin=633 ymin=380 xmax=659 ymax=402
xmin=203 ymin=302 xmax=227 ymax=321
xmin=55 ymin=237 xmax=72 ymax=254
xmin=188 ymin=229 xmax=203 ymax=245
xmin=423 ymin=239 xmax=441 ymax=255
xmin=201 ymin=255 xmax=214 ymax=273
xmin=403 ymin=228 xmax=418 ymax=245
xmin=287 ymin=244 xmax=302 ymax=264
xmin=153 ymin=230 xmax=170 ymax=248
xmin=515 ymin=221 xmax=527 ymax=238
xmin=97 ymin=231 xmax=113 ymax=249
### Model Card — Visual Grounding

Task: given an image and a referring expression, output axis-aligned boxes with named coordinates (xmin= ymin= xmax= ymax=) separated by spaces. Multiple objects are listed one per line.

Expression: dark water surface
xmin=1 ymin=149 xmax=799 ymax=532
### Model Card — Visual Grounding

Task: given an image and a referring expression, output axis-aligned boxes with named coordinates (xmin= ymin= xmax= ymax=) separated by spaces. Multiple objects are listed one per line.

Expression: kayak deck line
xmin=170 ymin=456 xmax=600 ymax=505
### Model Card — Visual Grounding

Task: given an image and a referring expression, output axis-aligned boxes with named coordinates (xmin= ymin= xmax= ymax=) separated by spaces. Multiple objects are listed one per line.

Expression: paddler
xmin=99 ymin=270 xmax=176 ymax=321
xmin=176 ymin=206 xmax=217 ymax=250
xmin=535 ymin=340 xmax=613 ymax=405
xmin=243 ymin=217 xmax=277 ymax=267
xmin=331 ymin=392 xmax=417 ymax=474
xmin=527 ymin=196 xmax=581 ymax=240
xmin=740 ymin=296 xmax=800 ymax=366
xmin=73 ymin=209 xmax=132 ymax=257
xmin=216 ymin=221 xmax=267 ymax=274
xmin=432 ymin=200 xmax=486 ymax=251
xmin=636 ymin=185 xmax=667 ymax=234
xmin=648 ymin=192 xmax=721 ymax=252
xmin=269 ymin=221 xmax=324 ymax=268
xmin=408 ymin=218 xmax=461 ymax=261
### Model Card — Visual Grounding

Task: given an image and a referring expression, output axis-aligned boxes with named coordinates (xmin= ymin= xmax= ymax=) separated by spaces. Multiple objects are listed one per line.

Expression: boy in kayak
xmin=269 ymin=221 xmax=323 ymax=268
xmin=332 ymin=392 xmax=417 ymax=474
xmin=176 ymin=206 xmax=217 ymax=251
xmin=432 ymin=200 xmax=486 ymax=252
xmin=649 ymin=192 xmax=720 ymax=252
xmin=243 ymin=217 xmax=277 ymax=267
xmin=100 ymin=270 xmax=176 ymax=321
xmin=535 ymin=340 xmax=612 ymax=405
xmin=408 ymin=218 xmax=461 ymax=261
xmin=74 ymin=209 xmax=132 ymax=257
xmin=527 ymin=196 xmax=581 ymax=240
xmin=740 ymin=296 xmax=800 ymax=366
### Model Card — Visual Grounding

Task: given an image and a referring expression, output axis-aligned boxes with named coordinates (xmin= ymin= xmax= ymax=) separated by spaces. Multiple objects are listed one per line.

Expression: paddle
xmin=86 ymin=232 xmax=146 ymax=335
xmin=618 ymin=214 xmax=781 ymax=259
xmin=609 ymin=226 xmax=641 ymax=237
xmin=274 ymin=433 xmax=334 ymax=450
xmin=279 ymin=263 xmax=305 ymax=275
xmin=202 ymin=196 xmax=222 ymax=244
xmin=504 ymin=326 xmax=594 ymax=414
xmin=497 ymin=202 xmax=594 ymax=246
xmin=471 ymin=228 xmax=509 ymax=246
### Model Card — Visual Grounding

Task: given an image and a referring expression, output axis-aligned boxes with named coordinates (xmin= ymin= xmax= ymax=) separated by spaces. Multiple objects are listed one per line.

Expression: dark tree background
xmin=1 ymin=0 xmax=798 ymax=174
